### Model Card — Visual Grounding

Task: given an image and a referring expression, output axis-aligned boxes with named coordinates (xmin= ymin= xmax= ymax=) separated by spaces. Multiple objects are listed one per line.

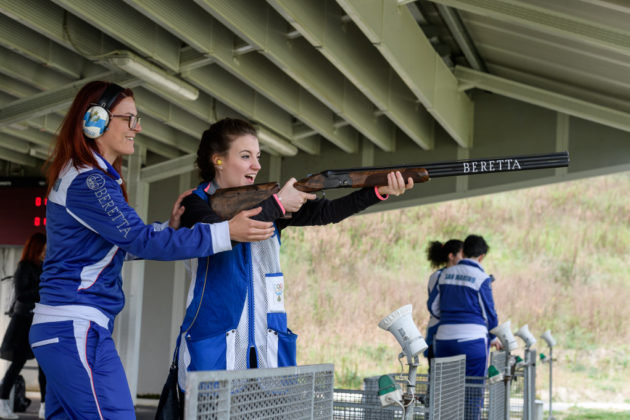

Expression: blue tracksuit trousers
xmin=434 ymin=337 xmax=488 ymax=420
xmin=30 ymin=320 xmax=135 ymax=419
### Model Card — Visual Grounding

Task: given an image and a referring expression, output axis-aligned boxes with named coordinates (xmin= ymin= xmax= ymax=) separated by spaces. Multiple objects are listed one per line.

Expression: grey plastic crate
xmin=333 ymin=355 xmax=466 ymax=420
xmin=430 ymin=355 xmax=467 ymax=420
xmin=185 ymin=364 xmax=334 ymax=419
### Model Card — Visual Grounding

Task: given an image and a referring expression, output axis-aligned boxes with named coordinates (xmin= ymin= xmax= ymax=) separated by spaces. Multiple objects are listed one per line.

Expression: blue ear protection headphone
xmin=82 ymin=83 xmax=125 ymax=139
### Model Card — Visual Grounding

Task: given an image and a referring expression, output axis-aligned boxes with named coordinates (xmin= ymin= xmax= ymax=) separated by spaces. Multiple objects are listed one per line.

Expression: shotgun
xmin=210 ymin=151 xmax=569 ymax=219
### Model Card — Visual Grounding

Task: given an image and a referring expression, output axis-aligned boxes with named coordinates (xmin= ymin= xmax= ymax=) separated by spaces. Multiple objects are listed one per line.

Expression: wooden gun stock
xmin=209 ymin=169 xmax=429 ymax=219
xmin=210 ymin=182 xmax=280 ymax=220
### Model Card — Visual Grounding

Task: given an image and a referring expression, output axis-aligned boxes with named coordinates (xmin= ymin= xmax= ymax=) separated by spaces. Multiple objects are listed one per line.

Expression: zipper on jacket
xmin=246 ymin=243 xmax=257 ymax=368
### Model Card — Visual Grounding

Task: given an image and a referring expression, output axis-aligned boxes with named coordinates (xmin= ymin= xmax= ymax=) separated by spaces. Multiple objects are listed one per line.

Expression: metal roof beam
xmin=141 ymin=154 xmax=195 ymax=184
xmin=0 ymin=14 xmax=103 ymax=79
xmin=50 ymin=0 xmax=307 ymax=156
xmin=26 ymin=115 xmax=65 ymax=135
xmin=0 ymin=94 xmax=15 ymax=109
xmin=135 ymin=87 xmax=296 ymax=157
xmin=0 ymin=13 xmax=241 ymax=155
xmin=132 ymin=88 xmax=208 ymax=140
xmin=292 ymin=135 xmax=321 ymax=156
xmin=0 ymin=74 xmax=39 ymax=98
xmin=132 ymin=136 xmax=181 ymax=160
xmin=428 ymin=0 xmax=630 ymax=58
xmin=0 ymin=46 xmax=73 ymax=89
xmin=123 ymin=0 xmax=339 ymax=154
xmin=454 ymin=66 xmax=630 ymax=133
xmin=578 ymin=0 xmax=630 ymax=14
xmin=336 ymin=0 xmax=474 ymax=148
xmin=0 ymin=133 xmax=30 ymax=154
xmin=268 ymin=0 xmax=435 ymax=150
xmin=488 ymin=62 xmax=630 ymax=116
xmin=0 ymin=72 xmax=123 ymax=128
xmin=179 ymin=48 xmax=214 ymax=72
xmin=0 ymin=142 xmax=41 ymax=167
xmin=138 ymin=116 xmax=198 ymax=154
xmin=51 ymin=0 xmax=181 ymax=72
xmin=196 ymin=0 xmax=399 ymax=152
xmin=1 ymin=127 xmax=54 ymax=148
xmin=182 ymin=66 xmax=307 ymax=156
xmin=432 ymin=3 xmax=487 ymax=72
xmin=140 ymin=85 xmax=217 ymax=127
xmin=0 ymin=0 xmax=125 ymax=57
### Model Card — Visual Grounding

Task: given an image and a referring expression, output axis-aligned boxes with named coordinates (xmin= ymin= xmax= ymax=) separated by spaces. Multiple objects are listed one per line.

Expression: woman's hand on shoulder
xmin=168 ymin=189 xmax=195 ymax=229
xmin=228 ymin=207 xmax=276 ymax=242
xmin=377 ymin=171 xmax=414 ymax=197
xmin=277 ymin=178 xmax=317 ymax=212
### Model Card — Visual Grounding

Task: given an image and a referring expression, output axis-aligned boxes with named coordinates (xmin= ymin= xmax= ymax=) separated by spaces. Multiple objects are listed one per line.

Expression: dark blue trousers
xmin=434 ymin=337 xmax=488 ymax=420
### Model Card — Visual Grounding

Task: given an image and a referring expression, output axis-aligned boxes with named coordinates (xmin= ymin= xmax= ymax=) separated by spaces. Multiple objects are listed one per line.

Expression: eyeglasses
xmin=111 ymin=114 xmax=141 ymax=130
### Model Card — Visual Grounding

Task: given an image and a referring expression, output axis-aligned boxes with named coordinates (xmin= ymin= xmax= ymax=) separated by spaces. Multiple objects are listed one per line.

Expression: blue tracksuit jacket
xmin=428 ymin=259 xmax=498 ymax=339
xmin=37 ymin=154 xmax=231 ymax=326
xmin=30 ymin=153 xmax=231 ymax=419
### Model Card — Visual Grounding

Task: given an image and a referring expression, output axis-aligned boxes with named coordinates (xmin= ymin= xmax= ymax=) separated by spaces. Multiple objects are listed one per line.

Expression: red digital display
xmin=0 ymin=178 xmax=47 ymax=246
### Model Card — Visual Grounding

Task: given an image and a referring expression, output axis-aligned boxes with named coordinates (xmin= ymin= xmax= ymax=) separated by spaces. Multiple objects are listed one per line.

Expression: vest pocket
xmin=187 ymin=330 xmax=234 ymax=371
xmin=266 ymin=328 xmax=297 ymax=368
xmin=267 ymin=312 xmax=287 ymax=333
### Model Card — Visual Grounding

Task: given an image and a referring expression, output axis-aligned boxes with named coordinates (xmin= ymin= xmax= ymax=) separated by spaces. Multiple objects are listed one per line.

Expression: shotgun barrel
xmin=318 ymin=151 xmax=569 ymax=178
xmin=295 ymin=152 xmax=569 ymax=191
xmin=211 ymin=151 xmax=569 ymax=219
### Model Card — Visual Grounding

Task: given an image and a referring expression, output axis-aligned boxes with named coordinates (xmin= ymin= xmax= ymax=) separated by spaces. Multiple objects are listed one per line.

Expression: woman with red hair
xmin=29 ymin=81 xmax=274 ymax=419
xmin=0 ymin=232 xmax=47 ymax=419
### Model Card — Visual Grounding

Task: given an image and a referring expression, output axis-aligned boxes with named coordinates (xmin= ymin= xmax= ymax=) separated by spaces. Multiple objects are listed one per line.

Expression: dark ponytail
xmin=426 ymin=239 xmax=463 ymax=269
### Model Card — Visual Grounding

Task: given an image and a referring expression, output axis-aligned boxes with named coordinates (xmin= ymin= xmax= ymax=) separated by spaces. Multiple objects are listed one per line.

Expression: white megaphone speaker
xmin=490 ymin=321 xmax=518 ymax=352
xmin=541 ymin=330 xmax=556 ymax=348
xmin=378 ymin=304 xmax=427 ymax=363
xmin=515 ymin=324 xmax=537 ymax=348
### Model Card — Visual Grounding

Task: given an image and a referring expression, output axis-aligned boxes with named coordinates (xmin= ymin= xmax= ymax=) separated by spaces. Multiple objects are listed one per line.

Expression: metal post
xmin=548 ymin=347 xmax=554 ymax=420
xmin=524 ymin=348 xmax=530 ymax=420
xmin=521 ymin=347 xmax=539 ymax=420
xmin=504 ymin=351 xmax=512 ymax=420
xmin=524 ymin=348 xmax=532 ymax=420
xmin=404 ymin=355 xmax=419 ymax=420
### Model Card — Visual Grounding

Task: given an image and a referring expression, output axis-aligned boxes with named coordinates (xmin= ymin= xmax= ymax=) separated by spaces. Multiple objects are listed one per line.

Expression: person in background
xmin=174 ymin=118 xmax=414 ymax=393
xmin=428 ymin=234 xmax=502 ymax=420
xmin=29 ymin=81 xmax=274 ymax=420
xmin=0 ymin=233 xmax=47 ymax=419
xmin=424 ymin=239 xmax=463 ymax=362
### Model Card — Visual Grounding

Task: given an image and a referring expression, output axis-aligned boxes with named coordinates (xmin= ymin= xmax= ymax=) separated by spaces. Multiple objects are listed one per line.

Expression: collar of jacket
xmin=93 ymin=151 xmax=122 ymax=185
xmin=457 ymin=258 xmax=485 ymax=272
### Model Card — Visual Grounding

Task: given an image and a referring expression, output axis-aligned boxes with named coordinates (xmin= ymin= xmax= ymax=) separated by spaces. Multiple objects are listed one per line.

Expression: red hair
xmin=44 ymin=81 xmax=134 ymax=201
xmin=20 ymin=232 xmax=46 ymax=264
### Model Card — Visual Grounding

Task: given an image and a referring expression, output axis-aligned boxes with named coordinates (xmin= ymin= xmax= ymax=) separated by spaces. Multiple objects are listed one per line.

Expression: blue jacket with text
xmin=37 ymin=154 xmax=231 ymax=329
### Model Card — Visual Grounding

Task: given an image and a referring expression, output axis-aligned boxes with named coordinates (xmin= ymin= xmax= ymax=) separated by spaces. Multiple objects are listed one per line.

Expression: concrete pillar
xmin=115 ymin=147 xmax=148 ymax=405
